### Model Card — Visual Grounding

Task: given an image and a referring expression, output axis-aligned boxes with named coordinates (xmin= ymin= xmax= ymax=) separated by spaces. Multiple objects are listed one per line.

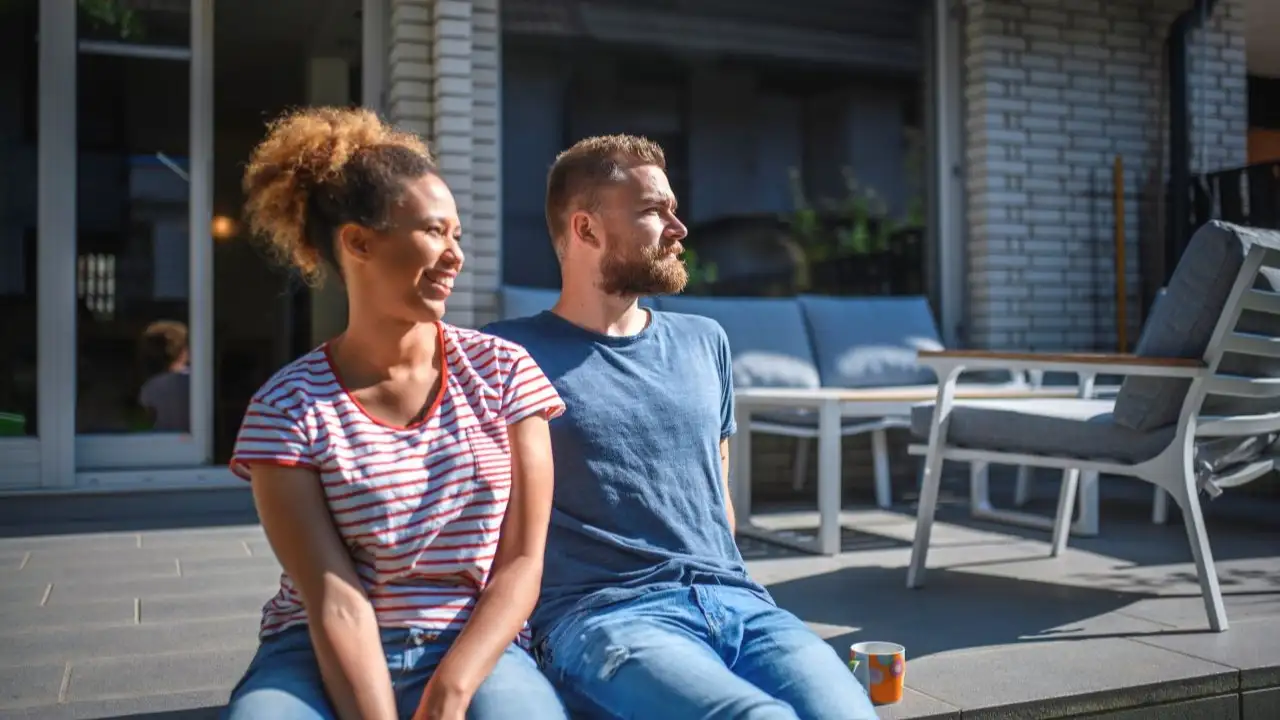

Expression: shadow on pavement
xmin=0 ymin=489 xmax=259 ymax=538
xmin=766 ymin=563 xmax=1185 ymax=660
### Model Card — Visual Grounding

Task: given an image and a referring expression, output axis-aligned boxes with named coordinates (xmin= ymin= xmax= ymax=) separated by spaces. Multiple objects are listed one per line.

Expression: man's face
xmin=594 ymin=165 xmax=689 ymax=297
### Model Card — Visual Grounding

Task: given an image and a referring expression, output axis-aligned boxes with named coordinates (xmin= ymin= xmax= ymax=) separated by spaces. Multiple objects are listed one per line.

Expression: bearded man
xmin=482 ymin=135 xmax=877 ymax=719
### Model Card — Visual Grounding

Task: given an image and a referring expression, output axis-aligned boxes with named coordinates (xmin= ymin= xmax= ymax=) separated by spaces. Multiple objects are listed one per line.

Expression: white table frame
xmin=731 ymin=385 xmax=1083 ymax=556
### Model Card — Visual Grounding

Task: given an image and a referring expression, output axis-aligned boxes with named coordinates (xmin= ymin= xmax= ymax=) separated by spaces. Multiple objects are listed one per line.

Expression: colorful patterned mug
xmin=849 ymin=641 xmax=906 ymax=705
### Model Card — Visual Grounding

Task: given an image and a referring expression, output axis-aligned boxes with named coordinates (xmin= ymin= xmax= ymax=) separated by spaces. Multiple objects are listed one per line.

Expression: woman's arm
xmin=425 ymin=414 xmax=555 ymax=704
xmin=250 ymin=464 xmax=398 ymax=720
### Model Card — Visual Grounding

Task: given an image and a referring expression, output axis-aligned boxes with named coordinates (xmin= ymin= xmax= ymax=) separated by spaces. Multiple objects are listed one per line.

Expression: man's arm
xmin=720 ymin=437 xmax=736 ymax=535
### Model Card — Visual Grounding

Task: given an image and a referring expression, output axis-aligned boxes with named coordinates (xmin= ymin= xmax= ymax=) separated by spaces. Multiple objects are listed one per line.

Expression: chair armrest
xmin=917 ymin=350 xmax=1206 ymax=379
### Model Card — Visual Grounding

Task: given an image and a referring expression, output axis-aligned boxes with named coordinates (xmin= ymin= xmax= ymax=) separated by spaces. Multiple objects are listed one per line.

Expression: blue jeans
xmin=537 ymin=585 xmax=877 ymax=719
xmin=223 ymin=626 xmax=568 ymax=720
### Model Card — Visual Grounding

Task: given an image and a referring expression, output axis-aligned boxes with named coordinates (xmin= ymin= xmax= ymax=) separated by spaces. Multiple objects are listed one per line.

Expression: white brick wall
xmin=387 ymin=0 xmax=502 ymax=329
xmin=961 ymin=0 xmax=1248 ymax=351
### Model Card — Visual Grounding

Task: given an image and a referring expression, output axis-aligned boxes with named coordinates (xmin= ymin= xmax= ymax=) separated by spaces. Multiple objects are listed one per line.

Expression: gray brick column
xmin=387 ymin=0 xmax=502 ymax=329
xmin=960 ymin=0 xmax=1247 ymax=350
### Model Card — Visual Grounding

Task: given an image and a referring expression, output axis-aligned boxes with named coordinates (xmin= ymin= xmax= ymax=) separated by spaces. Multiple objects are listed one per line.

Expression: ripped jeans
xmin=536 ymin=585 xmax=878 ymax=719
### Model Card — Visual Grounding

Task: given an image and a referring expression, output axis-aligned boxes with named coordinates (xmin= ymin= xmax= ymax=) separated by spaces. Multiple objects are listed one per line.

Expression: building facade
xmin=0 ymin=0 xmax=1260 ymax=495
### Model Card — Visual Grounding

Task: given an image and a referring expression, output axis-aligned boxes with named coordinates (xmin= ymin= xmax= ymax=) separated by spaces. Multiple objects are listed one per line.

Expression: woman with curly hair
xmin=222 ymin=107 xmax=568 ymax=720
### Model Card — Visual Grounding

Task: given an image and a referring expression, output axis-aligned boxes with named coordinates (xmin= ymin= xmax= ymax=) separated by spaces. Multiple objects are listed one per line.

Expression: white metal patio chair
xmin=906 ymin=221 xmax=1280 ymax=632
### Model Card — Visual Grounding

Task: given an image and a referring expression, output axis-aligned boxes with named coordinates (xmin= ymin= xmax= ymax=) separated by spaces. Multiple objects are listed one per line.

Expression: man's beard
xmin=599 ymin=241 xmax=688 ymax=297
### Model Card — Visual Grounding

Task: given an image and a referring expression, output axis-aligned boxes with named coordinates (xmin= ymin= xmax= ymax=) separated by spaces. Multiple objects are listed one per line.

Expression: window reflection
xmin=75 ymin=4 xmax=193 ymax=435
xmin=0 ymin=0 xmax=38 ymax=437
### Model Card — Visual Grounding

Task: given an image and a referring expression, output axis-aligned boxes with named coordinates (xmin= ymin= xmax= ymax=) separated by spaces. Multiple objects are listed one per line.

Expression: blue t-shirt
xmin=482 ymin=309 xmax=771 ymax=638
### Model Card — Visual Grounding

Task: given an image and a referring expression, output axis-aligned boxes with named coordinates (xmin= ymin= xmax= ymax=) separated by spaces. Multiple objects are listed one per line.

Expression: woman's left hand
xmin=412 ymin=673 xmax=473 ymax=720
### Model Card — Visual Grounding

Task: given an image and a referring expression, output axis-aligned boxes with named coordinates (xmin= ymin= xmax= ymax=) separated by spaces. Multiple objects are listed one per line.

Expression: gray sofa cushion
xmin=755 ymin=409 xmax=909 ymax=431
xmin=656 ymin=296 xmax=820 ymax=389
xmin=499 ymin=286 xmax=559 ymax=320
xmin=910 ymin=398 xmax=1174 ymax=464
xmin=499 ymin=286 xmax=657 ymax=321
xmin=798 ymin=295 xmax=944 ymax=388
xmin=1113 ymin=222 xmax=1251 ymax=431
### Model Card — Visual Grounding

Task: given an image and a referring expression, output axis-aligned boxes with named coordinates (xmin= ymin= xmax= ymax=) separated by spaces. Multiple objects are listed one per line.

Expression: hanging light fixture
xmin=211 ymin=215 xmax=238 ymax=241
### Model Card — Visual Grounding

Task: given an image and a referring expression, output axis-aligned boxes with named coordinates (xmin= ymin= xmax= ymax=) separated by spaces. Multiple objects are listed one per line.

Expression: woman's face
xmin=341 ymin=173 xmax=464 ymax=324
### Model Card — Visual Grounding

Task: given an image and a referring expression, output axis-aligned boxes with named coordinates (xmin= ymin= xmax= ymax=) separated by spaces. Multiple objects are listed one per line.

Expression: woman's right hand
xmin=249 ymin=464 xmax=399 ymax=720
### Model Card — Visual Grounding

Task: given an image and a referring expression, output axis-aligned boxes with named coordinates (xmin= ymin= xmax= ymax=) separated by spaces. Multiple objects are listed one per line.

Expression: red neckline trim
xmin=322 ymin=322 xmax=450 ymax=431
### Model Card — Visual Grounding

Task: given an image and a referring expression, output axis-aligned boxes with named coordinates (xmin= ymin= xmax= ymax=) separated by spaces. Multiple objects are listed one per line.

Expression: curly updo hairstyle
xmin=241 ymin=106 xmax=436 ymax=283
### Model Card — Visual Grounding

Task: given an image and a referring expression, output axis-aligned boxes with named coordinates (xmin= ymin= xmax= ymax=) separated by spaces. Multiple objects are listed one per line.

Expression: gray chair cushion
xmin=798 ymin=295 xmax=944 ymax=388
xmin=656 ymin=296 xmax=819 ymax=389
xmin=1113 ymin=222 xmax=1251 ymax=431
xmin=910 ymin=398 xmax=1174 ymax=464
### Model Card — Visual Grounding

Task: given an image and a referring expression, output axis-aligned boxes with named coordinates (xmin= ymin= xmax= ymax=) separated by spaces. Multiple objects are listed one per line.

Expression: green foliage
xmin=781 ymin=127 xmax=927 ymax=293
xmin=79 ymin=0 xmax=146 ymax=40
xmin=683 ymin=248 xmax=719 ymax=290
xmin=1 ymin=0 xmax=148 ymax=39
xmin=785 ymin=126 xmax=927 ymax=260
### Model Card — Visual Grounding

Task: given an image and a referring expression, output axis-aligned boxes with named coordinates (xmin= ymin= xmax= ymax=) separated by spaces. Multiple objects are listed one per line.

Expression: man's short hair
xmin=544 ymin=134 xmax=666 ymax=249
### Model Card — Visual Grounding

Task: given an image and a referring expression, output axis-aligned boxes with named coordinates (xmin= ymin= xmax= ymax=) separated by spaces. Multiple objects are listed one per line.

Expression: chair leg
xmin=1049 ymin=468 xmax=1081 ymax=557
xmin=1168 ymin=473 xmax=1229 ymax=632
xmin=968 ymin=461 xmax=991 ymax=513
xmin=907 ymin=446 xmax=946 ymax=589
xmin=1013 ymin=465 xmax=1033 ymax=506
xmin=872 ymin=429 xmax=892 ymax=509
xmin=1152 ymin=487 xmax=1170 ymax=524
xmin=791 ymin=437 xmax=811 ymax=492
xmin=1071 ymin=470 xmax=1100 ymax=537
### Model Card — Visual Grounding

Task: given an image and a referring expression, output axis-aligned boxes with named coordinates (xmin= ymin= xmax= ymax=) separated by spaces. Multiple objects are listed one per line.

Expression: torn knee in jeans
xmin=597 ymin=645 xmax=630 ymax=681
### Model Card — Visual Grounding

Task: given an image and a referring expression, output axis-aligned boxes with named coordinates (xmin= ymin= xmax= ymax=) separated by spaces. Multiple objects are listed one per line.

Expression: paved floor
xmin=1 ymin=476 xmax=1279 ymax=719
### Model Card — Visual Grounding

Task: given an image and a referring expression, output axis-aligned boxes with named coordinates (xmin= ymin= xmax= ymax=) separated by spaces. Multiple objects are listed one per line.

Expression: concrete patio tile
xmin=0 ymin=550 xmax=29 ymax=570
xmin=979 ymin=553 xmax=1280 ymax=599
xmin=39 ymin=570 xmax=280 ymax=605
xmin=0 ymin=598 xmax=136 ymax=630
xmin=0 ymin=582 xmax=50 ymax=607
xmin=3 ymin=688 xmax=227 ymax=720
xmin=139 ymin=528 xmax=266 ymax=553
xmin=755 ymin=509 xmax=1032 ymax=550
xmin=874 ymin=688 xmax=960 ymax=719
xmin=141 ymin=591 xmax=268 ymax=624
xmin=138 ymin=524 xmax=263 ymax=540
xmin=10 ymin=560 xmax=182 ymax=587
xmin=242 ymin=538 xmax=272 ymax=557
xmin=21 ymin=542 xmax=256 ymax=569
xmin=65 ymin=647 xmax=254 ymax=703
xmin=0 ymin=616 xmax=259 ymax=666
xmin=901 ymin=637 xmax=1237 ymax=719
xmin=766 ymin=563 xmax=1177 ymax=662
xmin=1119 ymin=592 xmax=1280 ymax=629
xmin=1134 ymin=616 xmax=1280 ymax=691
xmin=0 ymin=533 xmax=142 ymax=553
xmin=0 ymin=663 xmax=67 ymax=711
xmin=174 ymin=555 xmax=282 ymax=578
xmin=747 ymin=538 xmax=1051 ymax=586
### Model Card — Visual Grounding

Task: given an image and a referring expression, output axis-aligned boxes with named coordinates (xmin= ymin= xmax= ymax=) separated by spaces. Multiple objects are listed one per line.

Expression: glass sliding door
xmin=74 ymin=0 xmax=213 ymax=470
xmin=0 ymin=0 xmax=41 ymax=488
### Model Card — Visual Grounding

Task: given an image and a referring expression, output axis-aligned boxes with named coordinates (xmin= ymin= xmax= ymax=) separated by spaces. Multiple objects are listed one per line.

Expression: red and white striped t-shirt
xmin=230 ymin=322 xmax=563 ymax=644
